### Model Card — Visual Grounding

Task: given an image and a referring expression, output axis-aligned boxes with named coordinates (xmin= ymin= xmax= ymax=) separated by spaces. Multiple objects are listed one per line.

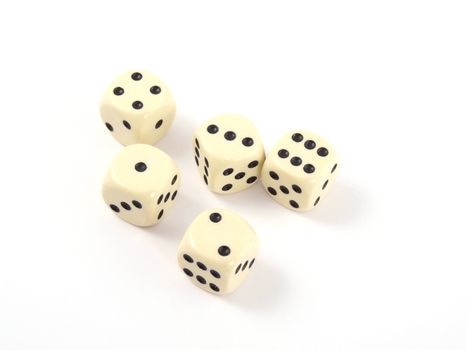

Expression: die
xmin=100 ymin=70 xmax=176 ymax=146
xmin=102 ymin=144 xmax=180 ymax=226
xmin=193 ymin=114 xmax=265 ymax=194
xmin=177 ymin=209 xmax=259 ymax=295
xmin=261 ymin=131 xmax=338 ymax=211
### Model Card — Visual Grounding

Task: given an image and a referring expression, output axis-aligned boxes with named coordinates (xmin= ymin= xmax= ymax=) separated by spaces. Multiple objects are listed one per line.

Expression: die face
xmin=102 ymin=144 xmax=180 ymax=226
xmin=177 ymin=209 xmax=259 ymax=295
xmin=193 ymin=114 xmax=265 ymax=194
xmin=101 ymin=188 xmax=156 ymax=226
xmin=261 ymin=131 xmax=338 ymax=211
xmin=100 ymin=70 xmax=176 ymax=146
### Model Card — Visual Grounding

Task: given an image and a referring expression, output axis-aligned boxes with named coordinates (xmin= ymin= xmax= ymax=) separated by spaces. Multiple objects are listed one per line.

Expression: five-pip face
xmin=193 ymin=114 xmax=265 ymax=194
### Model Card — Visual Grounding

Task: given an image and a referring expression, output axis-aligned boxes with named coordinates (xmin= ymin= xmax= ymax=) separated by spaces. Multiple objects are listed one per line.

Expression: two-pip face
xmin=100 ymin=70 xmax=176 ymax=146
xmin=177 ymin=209 xmax=259 ymax=295
xmin=261 ymin=131 xmax=338 ymax=211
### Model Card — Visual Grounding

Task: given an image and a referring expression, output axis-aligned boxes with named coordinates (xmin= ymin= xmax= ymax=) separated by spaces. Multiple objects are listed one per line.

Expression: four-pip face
xmin=100 ymin=70 xmax=176 ymax=146
xmin=177 ymin=209 xmax=259 ymax=295
xmin=193 ymin=114 xmax=265 ymax=194
xmin=261 ymin=131 xmax=338 ymax=211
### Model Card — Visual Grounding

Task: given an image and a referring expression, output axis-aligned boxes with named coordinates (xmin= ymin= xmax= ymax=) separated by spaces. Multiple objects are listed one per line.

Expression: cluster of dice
xmin=100 ymin=70 xmax=338 ymax=295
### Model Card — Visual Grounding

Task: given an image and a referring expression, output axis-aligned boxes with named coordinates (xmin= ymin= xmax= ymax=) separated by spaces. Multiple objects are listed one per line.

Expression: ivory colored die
xmin=261 ymin=131 xmax=338 ymax=211
xmin=102 ymin=144 xmax=180 ymax=226
xmin=177 ymin=209 xmax=259 ymax=295
xmin=193 ymin=114 xmax=265 ymax=194
xmin=100 ymin=70 xmax=176 ymax=146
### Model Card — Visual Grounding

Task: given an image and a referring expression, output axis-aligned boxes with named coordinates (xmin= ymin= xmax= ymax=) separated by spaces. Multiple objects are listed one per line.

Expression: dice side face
xmin=102 ymin=144 xmax=180 ymax=226
xmin=261 ymin=131 xmax=338 ymax=211
xmin=101 ymin=183 xmax=157 ymax=227
xmin=100 ymin=70 xmax=176 ymax=146
xmin=177 ymin=209 xmax=259 ymax=295
xmin=193 ymin=114 xmax=265 ymax=194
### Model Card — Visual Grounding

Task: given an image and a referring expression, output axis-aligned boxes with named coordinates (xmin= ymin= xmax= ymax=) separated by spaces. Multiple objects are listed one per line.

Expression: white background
xmin=0 ymin=1 xmax=466 ymax=349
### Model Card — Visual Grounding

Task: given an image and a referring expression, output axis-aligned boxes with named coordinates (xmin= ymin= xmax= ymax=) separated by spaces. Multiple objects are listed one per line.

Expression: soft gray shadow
xmin=305 ymin=180 xmax=368 ymax=227
xmin=157 ymin=112 xmax=196 ymax=160
xmin=216 ymin=182 xmax=279 ymax=217
xmin=224 ymin=261 xmax=288 ymax=312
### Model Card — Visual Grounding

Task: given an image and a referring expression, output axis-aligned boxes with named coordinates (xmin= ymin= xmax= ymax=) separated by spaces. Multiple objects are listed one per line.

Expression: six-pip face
xmin=100 ymin=75 xmax=338 ymax=295
xmin=261 ymin=130 xmax=338 ymax=211
xmin=177 ymin=209 xmax=259 ymax=295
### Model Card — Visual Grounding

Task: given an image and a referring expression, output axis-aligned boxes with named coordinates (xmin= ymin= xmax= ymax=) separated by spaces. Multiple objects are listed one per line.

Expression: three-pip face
xmin=100 ymin=70 xmax=176 ymax=146
xmin=177 ymin=209 xmax=259 ymax=295
xmin=102 ymin=144 xmax=180 ymax=227
xmin=193 ymin=114 xmax=265 ymax=194
xmin=261 ymin=131 xmax=338 ymax=211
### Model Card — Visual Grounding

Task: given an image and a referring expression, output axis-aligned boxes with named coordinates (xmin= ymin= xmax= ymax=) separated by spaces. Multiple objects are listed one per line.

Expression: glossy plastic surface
xmin=261 ymin=130 xmax=338 ymax=211
xmin=102 ymin=144 xmax=180 ymax=226
xmin=192 ymin=114 xmax=265 ymax=194
xmin=100 ymin=70 xmax=176 ymax=146
xmin=177 ymin=209 xmax=259 ymax=295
